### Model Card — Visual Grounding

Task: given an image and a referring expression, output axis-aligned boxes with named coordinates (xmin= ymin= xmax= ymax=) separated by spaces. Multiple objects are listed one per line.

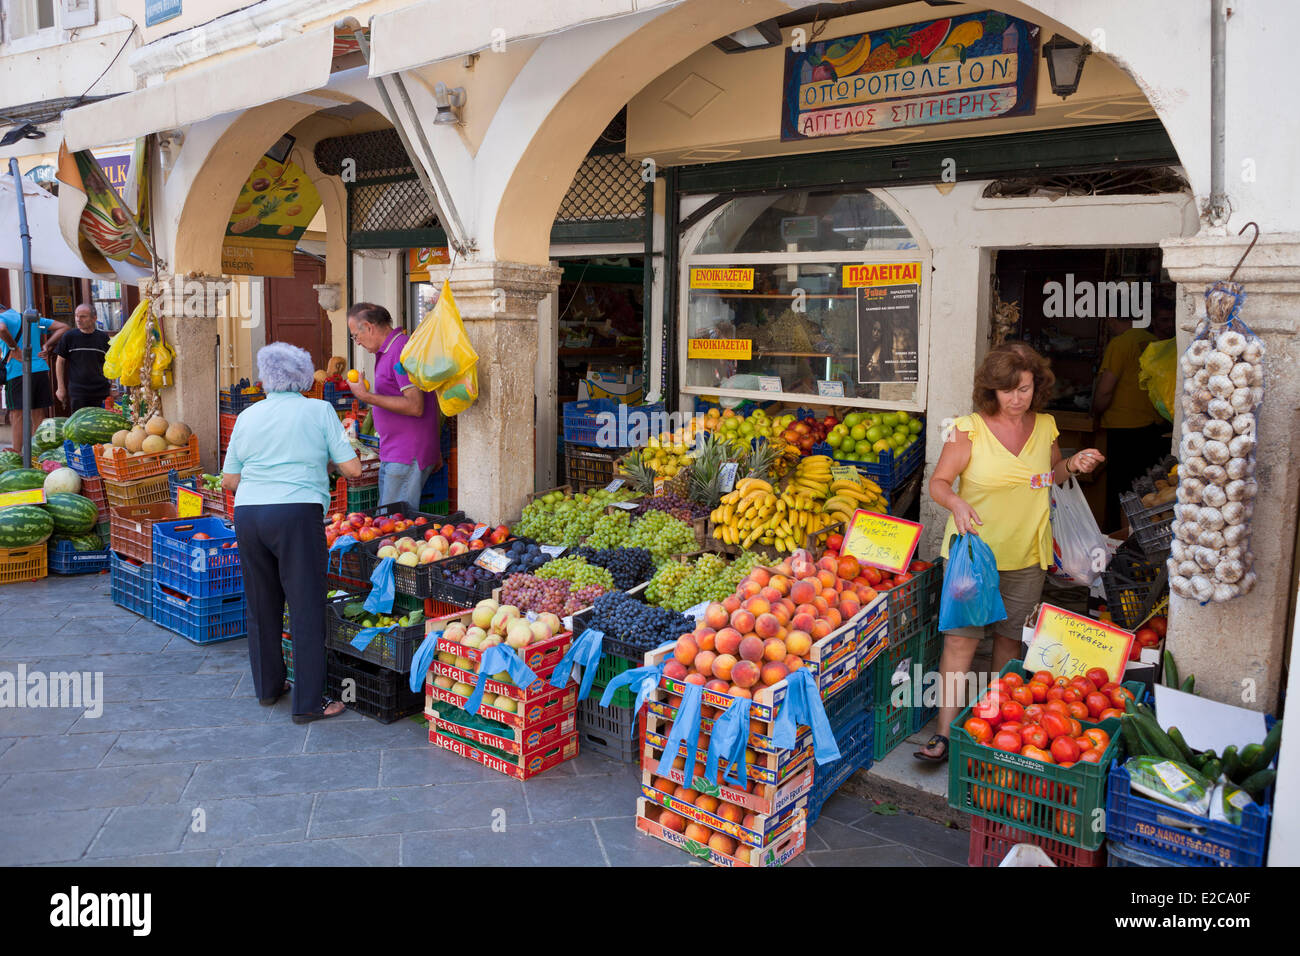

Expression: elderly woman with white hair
xmin=222 ymin=342 xmax=363 ymax=723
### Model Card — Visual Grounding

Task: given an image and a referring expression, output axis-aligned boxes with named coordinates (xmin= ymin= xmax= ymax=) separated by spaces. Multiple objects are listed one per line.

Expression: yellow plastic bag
xmin=436 ymin=366 xmax=478 ymax=417
xmin=117 ymin=306 xmax=150 ymax=386
xmin=1139 ymin=337 xmax=1176 ymax=423
xmin=399 ymin=279 xmax=477 ymax=393
xmin=102 ymin=298 xmax=148 ymax=380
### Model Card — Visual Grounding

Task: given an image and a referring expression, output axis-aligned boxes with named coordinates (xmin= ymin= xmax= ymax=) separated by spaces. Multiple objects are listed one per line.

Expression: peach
xmin=674 ymin=635 xmax=698 ymax=667
xmin=790 ymin=556 xmax=815 ymax=579
xmin=654 ymin=776 xmax=677 ymax=793
xmin=738 ymin=635 xmax=765 ymax=663
xmin=694 ymin=628 xmax=716 ymax=652
xmin=769 ymin=574 xmax=791 ymax=596
xmin=817 ymin=569 xmax=837 ymax=589
xmin=695 ymin=794 xmax=719 ymax=814
xmin=715 ymin=628 xmax=742 ymax=656
xmin=821 ymin=587 xmax=839 ymax=605
xmin=762 ymin=637 xmax=787 ymax=662
xmin=794 ymin=603 xmax=818 ymax=619
xmin=685 ymin=672 xmax=706 ymax=686
xmin=727 ymin=685 xmax=752 ymax=699
xmin=811 ymin=619 xmax=832 ymax=639
xmin=790 ymin=579 xmax=817 ymax=605
xmin=747 ymin=567 xmax=771 ymax=588
xmin=684 ymin=823 xmax=712 ymax=844
xmin=771 ymin=604 xmax=790 ymax=628
xmin=733 ymin=845 xmax=751 ymax=864
xmin=780 ymin=598 xmax=797 ymax=616
xmin=817 ymin=555 xmax=839 ymax=574
xmin=675 ymin=785 xmax=698 ymax=804
xmin=672 ymin=756 xmax=686 ymax=770
xmin=694 ymin=650 xmax=717 ymax=677
xmin=743 ymin=596 xmax=771 ymax=617
xmin=839 ymin=598 xmax=860 ymax=621
xmin=740 ymin=580 xmax=762 ymax=599
xmin=785 ymin=655 xmax=804 ymax=672
xmin=708 ymin=832 xmax=736 ymax=856
xmin=761 ymin=661 xmax=790 ymax=686
xmin=742 ymin=812 xmax=758 ymax=829
xmin=785 ymin=630 xmax=812 ymax=657
xmin=754 ymin=613 xmax=781 ymax=639
xmin=731 ymin=659 xmax=760 ymax=689
xmin=705 ymin=603 xmax=730 ymax=630
xmin=775 ymin=559 xmax=793 ymax=577
xmin=717 ymin=802 xmax=744 ymax=824
xmin=824 ymin=607 xmax=842 ymax=629
xmin=791 ymin=612 xmax=817 ymax=634
xmin=659 ymin=810 xmax=687 ymax=833
xmin=705 ymin=678 xmax=729 ymax=694
xmin=712 ymin=653 xmax=737 ymax=681
xmin=722 ymin=594 xmax=742 ymax=614
xmin=729 ymin=609 xmax=755 ymax=634
xmin=664 ymin=660 xmax=688 ymax=680
xmin=813 ymin=596 xmax=830 ymax=615
xmin=759 ymin=586 xmax=782 ymax=606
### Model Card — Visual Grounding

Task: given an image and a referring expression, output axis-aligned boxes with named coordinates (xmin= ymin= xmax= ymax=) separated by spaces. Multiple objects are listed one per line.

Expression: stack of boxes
xmin=149 ymin=515 xmax=246 ymax=645
xmin=869 ymin=563 xmax=943 ymax=759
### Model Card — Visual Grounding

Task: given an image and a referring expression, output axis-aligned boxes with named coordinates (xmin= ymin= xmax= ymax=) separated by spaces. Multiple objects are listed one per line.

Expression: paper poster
xmin=176 ymin=487 xmax=203 ymax=518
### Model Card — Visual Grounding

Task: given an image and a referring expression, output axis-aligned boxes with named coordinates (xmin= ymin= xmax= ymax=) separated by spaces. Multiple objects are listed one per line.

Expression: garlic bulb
xmin=1204 ymin=351 xmax=1233 ymax=376
xmin=1212 ymin=581 xmax=1239 ymax=603
xmin=1193 ymin=368 xmax=1212 ymax=387
xmin=1194 ymin=547 xmax=1219 ymax=570
xmin=1224 ymin=479 xmax=1247 ymax=502
xmin=1188 ymin=340 xmax=1211 ymax=365
xmin=1240 ymin=570 xmax=1258 ymax=594
xmin=1228 ymin=434 xmax=1256 ymax=458
xmin=1223 ymin=522 xmax=1247 ymax=546
xmin=1249 ymin=364 xmax=1263 ymax=386
xmin=1202 ymin=419 xmax=1232 ymax=443
xmin=1231 ymin=414 xmax=1254 ymax=436
xmin=1230 ymin=387 xmax=1254 ymax=411
xmin=1181 ymin=433 xmax=1207 ymax=457
xmin=1202 ymin=440 xmax=1231 ymax=465
xmin=1185 ymin=413 xmax=1209 ymax=433
xmin=1242 ymin=478 xmax=1258 ymax=500
xmin=1184 ymin=456 xmax=1208 ymax=477
xmin=1175 ymin=522 xmax=1198 ymax=544
xmin=1178 ymin=490 xmax=1204 ymax=512
xmin=1208 ymin=375 xmax=1235 ymax=398
xmin=1203 ymin=464 xmax=1228 ymax=487
xmin=1171 ymin=539 xmax=1188 ymax=561
xmin=1224 ymin=546 xmax=1243 ymax=562
xmin=1207 ymin=398 xmax=1234 ymax=421
xmin=1229 ymin=363 xmax=1252 ymax=387
xmin=1226 ymin=457 xmax=1253 ymax=480
xmin=1199 ymin=505 xmax=1224 ymax=530
xmin=1215 ymin=559 xmax=1244 ymax=583
xmin=1241 ymin=340 xmax=1263 ymax=363
xmin=1178 ymin=560 xmax=1200 ymax=578
xmin=1198 ymin=529 xmax=1226 ymax=550
xmin=1190 ymin=575 xmax=1215 ymax=601
xmin=1171 ymin=575 xmax=1192 ymax=597
xmin=1217 ymin=330 xmax=1246 ymax=356
xmin=1202 ymin=484 xmax=1227 ymax=508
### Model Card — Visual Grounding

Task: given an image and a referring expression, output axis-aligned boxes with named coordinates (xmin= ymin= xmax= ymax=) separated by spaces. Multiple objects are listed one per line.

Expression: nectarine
xmin=659 ymin=811 xmax=686 ymax=833
xmin=695 ymin=794 xmax=719 ymax=813
xmin=742 ymin=596 xmax=771 ymax=617
xmin=684 ymin=672 xmax=706 ymax=686
xmin=718 ymin=802 xmax=744 ymax=824
xmin=674 ymin=635 xmax=698 ymax=667
xmin=790 ymin=580 xmax=817 ymax=605
xmin=664 ymin=660 xmax=688 ymax=680
xmin=708 ymin=832 xmax=736 ymax=855
xmin=684 ymin=823 xmax=712 ymax=844
xmin=785 ymin=630 xmax=812 ymax=657
xmin=705 ymin=603 xmax=730 ymax=630
xmin=705 ymin=678 xmax=729 ymax=694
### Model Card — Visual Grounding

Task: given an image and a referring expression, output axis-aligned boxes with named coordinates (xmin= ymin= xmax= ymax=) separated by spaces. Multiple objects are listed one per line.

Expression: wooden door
xmin=265 ymin=255 xmax=328 ymax=368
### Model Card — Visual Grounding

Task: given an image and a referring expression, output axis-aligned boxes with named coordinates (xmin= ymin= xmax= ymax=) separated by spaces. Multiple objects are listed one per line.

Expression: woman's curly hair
xmin=973 ymin=342 xmax=1055 ymax=414
xmin=256 ymin=341 xmax=316 ymax=394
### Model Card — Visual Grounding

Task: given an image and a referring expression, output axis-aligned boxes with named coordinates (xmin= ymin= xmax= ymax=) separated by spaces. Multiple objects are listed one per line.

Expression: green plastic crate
xmin=873 ymin=700 xmax=912 ymax=760
xmin=871 ymin=629 xmax=921 ymax=707
xmin=347 ymin=484 xmax=379 ymax=512
xmin=421 ymin=498 xmax=450 ymax=516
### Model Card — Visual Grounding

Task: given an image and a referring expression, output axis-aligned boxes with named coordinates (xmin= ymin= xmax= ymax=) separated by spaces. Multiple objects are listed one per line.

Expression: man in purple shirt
xmin=345 ymin=302 xmax=442 ymax=513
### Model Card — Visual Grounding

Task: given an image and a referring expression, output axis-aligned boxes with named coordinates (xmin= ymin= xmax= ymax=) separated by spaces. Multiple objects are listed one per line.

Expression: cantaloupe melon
xmin=141 ymin=435 xmax=168 ymax=454
xmin=164 ymin=422 xmax=192 ymax=446
xmin=111 ymin=429 xmax=130 ymax=447
xmin=145 ymin=416 xmax=169 ymax=437
xmin=124 ymin=427 xmax=147 ymax=452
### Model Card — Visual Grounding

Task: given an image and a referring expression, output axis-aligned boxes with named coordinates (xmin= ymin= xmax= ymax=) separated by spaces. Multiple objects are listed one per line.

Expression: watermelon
xmin=53 ymin=532 xmax=103 ymax=552
xmin=43 ymin=493 xmax=98 ymax=534
xmin=0 ymin=469 xmax=47 ymax=493
xmin=63 ymin=407 xmax=130 ymax=446
xmin=38 ymin=446 xmax=67 ymax=466
xmin=0 ymin=505 xmax=54 ymax=547
xmin=0 ymin=451 xmax=21 ymax=474
xmin=33 ymin=417 xmax=67 ymax=453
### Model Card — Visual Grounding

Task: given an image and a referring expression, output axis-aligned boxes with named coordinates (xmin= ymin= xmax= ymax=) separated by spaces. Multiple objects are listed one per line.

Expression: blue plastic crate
xmin=150 ymin=582 xmax=247 ymax=645
xmin=109 ymin=551 xmax=152 ymax=617
xmin=220 ymin=380 xmax=265 ymax=414
xmin=1106 ymin=839 xmax=1170 ymax=867
xmin=357 ymin=433 xmax=380 ymax=451
xmin=152 ymin=517 xmax=243 ymax=598
xmin=824 ymin=669 xmax=871 ymax=733
xmin=810 ymin=418 xmax=924 ymax=496
xmin=562 ymin=399 xmax=665 ymax=447
xmin=48 ymin=539 xmax=110 ymax=575
xmin=806 ymin=711 xmax=874 ymax=825
xmin=63 ymin=439 xmax=99 ymax=478
xmin=1105 ymin=760 xmax=1272 ymax=867
xmin=321 ymin=380 xmax=362 ymax=413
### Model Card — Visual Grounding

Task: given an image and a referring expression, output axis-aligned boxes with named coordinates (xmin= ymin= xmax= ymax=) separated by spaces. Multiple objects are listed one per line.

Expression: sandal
xmin=292 ymin=698 xmax=347 ymax=724
xmin=259 ymin=681 xmax=291 ymax=707
xmin=914 ymin=734 xmax=949 ymax=762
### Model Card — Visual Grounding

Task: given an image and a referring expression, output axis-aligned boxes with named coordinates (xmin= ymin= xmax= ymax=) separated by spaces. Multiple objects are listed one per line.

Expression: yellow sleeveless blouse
xmin=939 ymin=412 xmax=1060 ymax=571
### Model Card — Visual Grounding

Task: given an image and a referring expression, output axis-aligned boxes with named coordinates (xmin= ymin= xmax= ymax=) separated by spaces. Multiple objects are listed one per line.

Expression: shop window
xmin=4 ymin=0 xmax=56 ymax=41
xmin=91 ymin=279 xmax=124 ymax=331
xmin=680 ymin=189 xmax=926 ymax=410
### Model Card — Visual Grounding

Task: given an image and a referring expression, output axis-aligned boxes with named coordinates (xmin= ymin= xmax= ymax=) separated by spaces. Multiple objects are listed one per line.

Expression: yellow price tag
xmin=176 ymin=487 xmax=204 ymax=518
xmin=1023 ymin=604 xmax=1134 ymax=682
xmin=0 ymin=488 xmax=45 ymax=507
xmin=840 ymin=508 xmax=922 ymax=574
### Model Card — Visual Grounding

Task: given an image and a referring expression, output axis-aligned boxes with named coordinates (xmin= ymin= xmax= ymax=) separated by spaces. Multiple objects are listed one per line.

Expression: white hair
xmin=257 ymin=342 xmax=316 ymax=393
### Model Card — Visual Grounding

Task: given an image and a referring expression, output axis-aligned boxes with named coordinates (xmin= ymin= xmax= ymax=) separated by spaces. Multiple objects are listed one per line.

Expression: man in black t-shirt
xmin=55 ymin=304 xmax=113 ymax=412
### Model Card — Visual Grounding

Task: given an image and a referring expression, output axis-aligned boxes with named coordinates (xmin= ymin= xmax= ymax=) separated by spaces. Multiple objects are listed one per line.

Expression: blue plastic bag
xmin=600 ymin=662 xmax=665 ymax=733
xmin=656 ymin=681 xmax=704 ymax=778
xmin=771 ymin=668 xmax=842 ymax=765
xmin=363 ymin=556 xmax=395 ymax=615
xmin=938 ymin=533 xmax=1007 ymax=632
xmin=705 ymin=696 xmax=751 ymax=788
xmin=465 ymin=645 xmax=538 ymax=716
xmin=547 ymin=628 xmax=603 ymax=700
xmin=327 ymin=534 xmax=359 ymax=578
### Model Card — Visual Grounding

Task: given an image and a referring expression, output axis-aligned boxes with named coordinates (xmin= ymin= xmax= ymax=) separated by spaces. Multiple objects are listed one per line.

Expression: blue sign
xmin=145 ymin=0 xmax=182 ymax=28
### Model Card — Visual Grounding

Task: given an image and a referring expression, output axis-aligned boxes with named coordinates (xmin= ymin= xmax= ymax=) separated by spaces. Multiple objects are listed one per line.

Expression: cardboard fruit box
xmin=425 ymin=611 xmax=573 ymax=681
xmin=640 ymin=774 xmax=806 ymax=849
xmin=429 ymin=724 xmax=579 ymax=780
xmin=425 ymin=678 xmax=578 ymax=731
xmin=634 ymin=798 xmax=806 ymax=868
xmin=641 ymin=722 xmax=814 ymax=787
xmin=425 ymin=698 xmax=576 ymax=758
xmin=639 ymin=760 xmax=815 ymax=817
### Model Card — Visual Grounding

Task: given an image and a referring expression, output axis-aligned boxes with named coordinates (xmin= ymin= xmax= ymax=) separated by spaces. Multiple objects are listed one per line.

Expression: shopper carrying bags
xmin=916 ymin=342 xmax=1104 ymax=762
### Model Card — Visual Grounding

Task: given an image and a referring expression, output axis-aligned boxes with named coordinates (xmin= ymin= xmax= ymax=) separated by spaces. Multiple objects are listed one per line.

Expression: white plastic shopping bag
xmin=1000 ymin=843 xmax=1056 ymax=867
xmin=1049 ymin=477 xmax=1108 ymax=588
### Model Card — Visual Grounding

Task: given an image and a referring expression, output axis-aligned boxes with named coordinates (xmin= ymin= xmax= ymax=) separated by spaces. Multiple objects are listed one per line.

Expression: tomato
xmin=909 ymin=560 xmax=933 ymax=572
xmin=987 ymin=679 xmax=1006 ymax=694
xmin=1085 ymin=667 xmax=1111 ymax=688
xmin=1147 ymin=615 xmax=1167 ymax=637
xmin=1011 ymin=685 xmax=1034 ymax=707
xmin=1128 ymin=642 xmax=1143 ymax=661
xmin=1061 ymin=688 xmax=1082 ymax=704
xmin=862 ymin=566 xmax=882 ymax=586
xmin=1066 ymin=701 xmax=1090 ymax=721
xmin=1074 ymin=735 xmax=1095 ymax=752
xmin=1078 ymin=749 xmax=1103 ymax=764
xmin=1135 ymin=627 xmax=1160 ymax=647
xmin=1040 ymin=712 xmax=1071 ymax=740
xmin=1071 ymin=677 xmax=1098 ymax=696
xmin=1021 ymin=745 xmax=1055 ymax=763
xmin=973 ymin=696 xmax=1003 ymax=723
xmin=1008 ymin=796 xmax=1033 ymax=822
xmin=1055 ymin=810 xmax=1078 ymax=838
xmin=1099 ymin=681 xmax=1120 ymax=695
xmin=1099 ymin=707 xmax=1124 ymax=721
xmin=1020 ymin=724 xmax=1049 ymax=749
xmin=999 ymin=721 xmax=1024 ymax=737
xmin=963 ymin=717 xmax=994 ymax=744
xmin=1046 ymin=686 xmax=1067 ymax=702
xmin=1067 ymin=717 xmax=1084 ymax=738
xmin=1023 ymin=703 xmax=1045 ymax=723
xmin=1000 ymin=700 xmax=1026 ymax=724
xmin=1032 ymin=670 xmax=1054 ymax=686
xmin=894 ymin=572 xmax=913 ymax=585
xmin=1044 ymin=699 xmax=1070 ymax=717
xmin=1085 ymin=692 xmax=1111 ymax=718
xmin=1001 ymin=672 xmax=1025 ymax=691
xmin=1054 ymin=676 xmax=1070 ymax=688
xmin=1110 ymin=687 xmax=1135 ymax=709
xmin=1050 ymin=736 xmax=1081 ymax=763
xmin=1082 ymin=728 xmax=1110 ymax=751
xmin=1027 ymin=680 xmax=1049 ymax=703
xmin=992 ymin=730 xmax=1023 ymax=753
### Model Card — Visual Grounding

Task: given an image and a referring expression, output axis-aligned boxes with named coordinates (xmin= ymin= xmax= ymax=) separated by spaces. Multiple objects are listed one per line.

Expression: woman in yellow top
xmin=915 ymin=343 xmax=1103 ymax=761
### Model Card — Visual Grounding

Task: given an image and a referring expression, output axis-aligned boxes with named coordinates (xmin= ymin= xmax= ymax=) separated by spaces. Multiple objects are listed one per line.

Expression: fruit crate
xmin=1104 ymin=761 xmax=1271 ymax=867
xmin=324 ymin=505 xmax=465 ymax=591
xmin=1101 ymin=544 xmax=1168 ymax=631
xmin=109 ymin=551 xmax=152 ymax=617
xmin=884 ymin=559 xmax=942 ymax=645
xmin=219 ymin=382 xmax=264 ymax=414
xmin=150 ymin=583 xmax=247 ymax=645
xmin=322 ymin=380 xmax=363 ymax=413
xmin=576 ymin=694 xmax=639 ymax=762
xmin=347 ymin=484 xmax=379 ymax=512
xmin=635 ymin=797 xmax=806 ymax=867
xmin=589 ymin=649 xmax=642 ymax=709
xmin=426 ymin=694 xmax=578 ymax=758
xmin=1106 ymin=839 xmax=1174 ymax=867
xmin=103 ymin=468 xmax=201 ymax=510
xmin=93 ymin=434 xmax=201 ymax=482
xmin=351 ymin=456 xmax=382 ymax=486
xmin=806 ymin=710 xmax=874 ymax=826
xmin=356 ymin=537 xmax=494 ymax=601
xmin=324 ymin=595 xmax=425 ymax=671
xmin=0 ymin=544 xmax=48 ymax=584
xmin=824 ymin=668 xmax=872 ymax=732
xmin=563 ymin=443 xmax=626 ymax=490
xmin=168 ymin=471 xmax=232 ymax=517
xmin=218 ymin=412 xmax=237 ymax=452
xmin=79 ymin=475 xmax=107 ymax=515
xmin=424 ymin=551 xmax=503 ymax=606
xmin=911 ymin=622 xmax=942 ymax=733
xmin=152 ymin=517 xmax=243 ymax=598
xmin=325 ymin=651 xmax=423 ymax=723
xmin=48 ymin=538 xmax=110 ymax=575
xmin=810 ymin=417 xmax=925 ymax=496
xmin=62 ymin=440 xmax=100 ymax=477
xmin=282 ymin=633 xmax=294 ymax=683
xmin=968 ymin=815 xmax=1107 ymax=868
xmin=870 ymin=627 xmax=921 ymax=708
xmin=562 ymin=399 xmax=665 ymax=447
xmin=109 ymin=502 xmax=179 ymax=563
xmin=428 ymin=723 xmax=579 ymax=780
xmin=1119 ymin=491 xmax=1174 ymax=560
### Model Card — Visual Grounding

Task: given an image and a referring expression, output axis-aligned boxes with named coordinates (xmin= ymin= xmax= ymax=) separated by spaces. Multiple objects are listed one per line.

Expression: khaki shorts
xmin=943 ymin=565 xmax=1045 ymax=642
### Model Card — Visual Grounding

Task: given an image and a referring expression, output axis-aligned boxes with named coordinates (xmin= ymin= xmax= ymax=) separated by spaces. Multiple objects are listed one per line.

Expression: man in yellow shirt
xmin=1093 ymin=306 xmax=1170 ymax=529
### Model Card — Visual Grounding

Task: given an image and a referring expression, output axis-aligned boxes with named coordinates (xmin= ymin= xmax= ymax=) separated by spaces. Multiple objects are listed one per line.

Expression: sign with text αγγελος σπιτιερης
xmin=840 ymin=508 xmax=922 ymax=574
xmin=1023 ymin=603 xmax=1134 ymax=683
xmin=176 ymin=487 xmax=203 ymax=518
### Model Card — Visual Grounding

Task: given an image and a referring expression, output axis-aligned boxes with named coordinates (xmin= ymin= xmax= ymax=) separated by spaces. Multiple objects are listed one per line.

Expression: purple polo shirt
xmin=372 ymin=329 xmax=441 ymax=471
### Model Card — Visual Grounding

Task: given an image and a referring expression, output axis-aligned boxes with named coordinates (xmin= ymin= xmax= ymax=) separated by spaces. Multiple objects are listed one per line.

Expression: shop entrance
xmin=265 ymin=253 xmax=329 ymax=370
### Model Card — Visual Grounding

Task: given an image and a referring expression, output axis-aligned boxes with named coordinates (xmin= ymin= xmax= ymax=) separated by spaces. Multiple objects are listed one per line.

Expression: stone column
xmin=423 ymin=260 xmax=563 ymax=525
xmin=1161 ymin=231 xmax=1300 ymax=713
xmin=150 ymin=275 xmax=221 ymax=474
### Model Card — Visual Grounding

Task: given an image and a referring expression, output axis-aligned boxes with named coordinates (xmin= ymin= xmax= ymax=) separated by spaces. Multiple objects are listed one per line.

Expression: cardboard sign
xmin=756 ymin=376 xmax=783 ymax=393
xmin=611 ymin=501 xmax=639 ymax=511
xmin=653 ymin=477 xmax=666 ymax=494
xmin=1023 ymin=604 xmax=1134 ymax=682
xmin=830 ymin=465 xmax=860 ymax=482
xmin=840 ymin=508 xmax=922 ymax=574
xmin=689 ymin=267 xmax=754 ymax=290
xmin=0 ymin=488 xmax=45 ymax=508
xmin=604 ymin=478 xmax=625 ymax=492
xmin=718 ymin=462 xmax=739 ymax=493
xmin=176 ymin=487 xmax=204 ymax=518
xmin=816 ymin=380 xmax=845 ymax=397
xmin=475 ymin=549 xmax=511 ymax=574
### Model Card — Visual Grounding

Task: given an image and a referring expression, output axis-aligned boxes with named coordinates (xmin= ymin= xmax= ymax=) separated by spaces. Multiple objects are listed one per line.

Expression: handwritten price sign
xmin=840 ymin=509 xmax=922 ymax=574
xmin=1024 ymin=604 xmax=1134 ymax=680
xmin=0 ymin=488 xmax=45 ymax=507
xmin=176 ymin=487 xmax=204 ymax=518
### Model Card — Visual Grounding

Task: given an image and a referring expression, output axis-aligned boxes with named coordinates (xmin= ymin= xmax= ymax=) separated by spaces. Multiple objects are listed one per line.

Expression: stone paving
xmin=0 ymin=573 xmax=970 ymax=866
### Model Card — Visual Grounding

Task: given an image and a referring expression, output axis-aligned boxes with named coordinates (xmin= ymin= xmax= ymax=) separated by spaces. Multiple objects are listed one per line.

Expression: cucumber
xmin=1190 ymin=751 xmax=1210 ymax=771
xmin=1164 ymin=650 xmax=1180 ymax=689
xmin=1238 ymin=768 xmax=1276 ymax=802
xmin=1239 ymin=742 xmax=1265 ymax=775
xmin=1221 ymin=744 xmax=1241 ymax=783
xmin=1259 ymin=719 xmax=1283 ymax=768
xmin=1202 ymin=758 xmax=1222 ymax=782
xmin=1181 ymin=674 xmax=1196 ymax=694
xmin=1167 ymin=726 xmax=1195 ymax=764
xmin=1132 ymin=710 xmax=1185 ymax=763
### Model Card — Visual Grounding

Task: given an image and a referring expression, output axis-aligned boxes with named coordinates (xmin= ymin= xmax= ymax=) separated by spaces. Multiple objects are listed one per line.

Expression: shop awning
xmin=60 ymin=27 xmax=336 ymax=152
xmin=0 ymin=172 xmax=104 ymax=279
xmin=367 ymin=0 xmax=683 ymax=77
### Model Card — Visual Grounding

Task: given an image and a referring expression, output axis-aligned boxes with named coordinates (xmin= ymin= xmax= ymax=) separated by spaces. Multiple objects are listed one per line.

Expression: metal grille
xmin=315 ymin=128 xmax=413 ymax=180
xmin=350 ymin=176 xmax=439 ymax=233
xmin=982 ymin=166 xmax=1189 ymax=199
xmin=556 ymin=152 xmax=645 ymax=222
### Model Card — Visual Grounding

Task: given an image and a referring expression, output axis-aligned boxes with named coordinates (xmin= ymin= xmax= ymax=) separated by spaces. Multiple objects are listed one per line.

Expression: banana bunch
xmin=823 ymin=475 xmax=889 ymax=527
xmin=710 ymin=473 xmax=835 ymax=554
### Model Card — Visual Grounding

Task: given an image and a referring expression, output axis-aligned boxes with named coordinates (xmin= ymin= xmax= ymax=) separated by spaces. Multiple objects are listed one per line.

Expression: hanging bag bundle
xmin=399 ymin=278 xmax=479 ymax=416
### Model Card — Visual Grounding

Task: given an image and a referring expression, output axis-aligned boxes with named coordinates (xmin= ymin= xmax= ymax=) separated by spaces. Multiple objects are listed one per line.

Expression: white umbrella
xmin=0 ymin=171 xmax=105 ymax=278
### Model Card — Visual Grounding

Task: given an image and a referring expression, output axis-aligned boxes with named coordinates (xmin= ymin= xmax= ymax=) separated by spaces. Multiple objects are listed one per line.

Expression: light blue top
xmin=1 ymin=308 xmax=55 ymax=379
xmin=222 ymin=391 xmax=357 ymax=511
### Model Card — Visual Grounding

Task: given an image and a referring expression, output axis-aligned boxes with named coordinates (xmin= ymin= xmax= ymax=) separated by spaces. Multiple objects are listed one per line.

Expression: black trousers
xmin=69 ymin=390 xmax=110 ymax=412
xmin=1105 ymin=422 xmax=1171 ymax=531
xmin=233 ymin=503 xmax=327 ymax=716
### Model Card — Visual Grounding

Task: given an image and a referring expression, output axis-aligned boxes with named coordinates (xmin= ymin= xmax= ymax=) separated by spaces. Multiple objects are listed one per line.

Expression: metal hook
xmin=1229 ymin=221 xmax=1259 ymax=282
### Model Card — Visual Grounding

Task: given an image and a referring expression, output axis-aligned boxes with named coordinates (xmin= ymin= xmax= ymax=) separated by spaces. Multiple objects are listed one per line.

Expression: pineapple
xmin=686 ymin=433 xmax=728 ymax=510
xmin=620 ymin=450 xmax=657 ymax=496
xmin=743 ymin=437 xmax=779 ymax=481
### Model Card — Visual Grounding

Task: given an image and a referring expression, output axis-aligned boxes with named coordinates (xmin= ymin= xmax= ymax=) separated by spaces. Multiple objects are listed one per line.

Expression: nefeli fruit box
xmin=429 ymin=724 xmax=578 ymax=780
xmin=641 ymin=720 xmax=814 ymax=787
xmin=640 ymin=774 xmax=806 ymax=848
xmin=635 ymin=797 xmax=806 ymax=867
xmin=425 ymin=676 xmax=577 ymax=730
xmin=427 ymin=610 xmax=573 ymax=681
xmin=639 ymin=760 xmax=814 ymax=816
xmin=426 ymin=699 xmax=575 ymax=758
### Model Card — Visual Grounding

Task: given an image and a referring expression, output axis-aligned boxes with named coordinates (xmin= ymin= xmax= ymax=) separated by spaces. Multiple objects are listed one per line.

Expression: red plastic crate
xmin=94 ymin=435 xmax=201 ymax=482
xmin=968 ymin=814 xmax=1107 ymax=867
xmin=78 ymin=475 xmax=107 ymax=516
xmin=109 ymin=502 xmax=179 ymax=564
